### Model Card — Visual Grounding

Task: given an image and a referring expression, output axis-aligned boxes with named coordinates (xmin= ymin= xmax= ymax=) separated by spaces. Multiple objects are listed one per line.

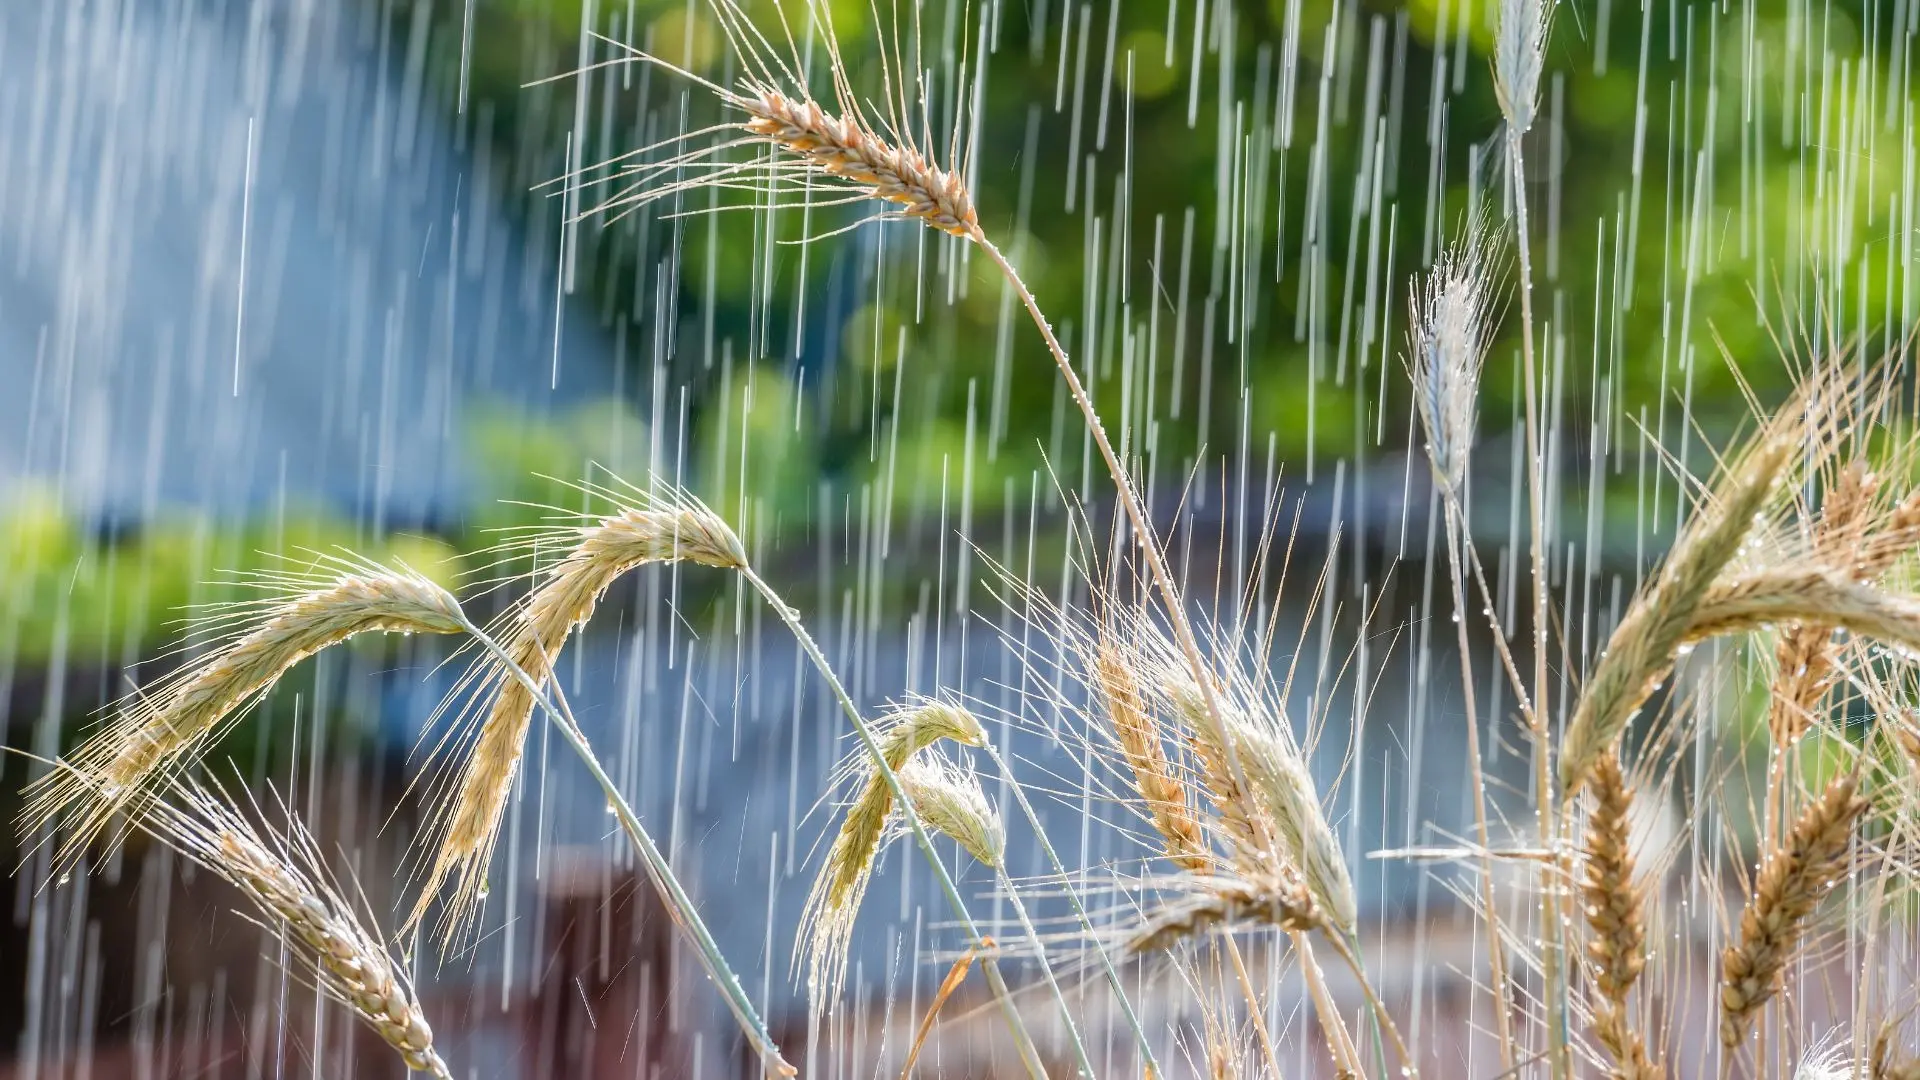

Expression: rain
xmin=0 ymin=0 xmax=1915 ymax=1077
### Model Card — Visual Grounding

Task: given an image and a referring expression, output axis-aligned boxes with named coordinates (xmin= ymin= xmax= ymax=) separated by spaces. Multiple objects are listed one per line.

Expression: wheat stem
xmin=980 ymin=739 xmax=1162 ymax=1076
xmin=459 ymin=622 xmax=795 ymax=1077
xmin=735 ymin=566 xmax=1052 ymax=1079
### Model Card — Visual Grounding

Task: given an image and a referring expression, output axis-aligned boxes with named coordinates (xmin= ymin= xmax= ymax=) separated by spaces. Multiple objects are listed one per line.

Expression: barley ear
xmin=110 ymin=778 xmax=452 ymax=1079
xmin=895 ymin=758 xmax=1003 ymax=868
xmin=25 ymin=558 xmax=465 ymax=858
xmin=1125 ymin=872 xmax=1322 ymax=956
xmin=797 ymin=698 xmax=988 ymax=1006
xmin=1719 ymin=768 xmax=1867 ymax=1050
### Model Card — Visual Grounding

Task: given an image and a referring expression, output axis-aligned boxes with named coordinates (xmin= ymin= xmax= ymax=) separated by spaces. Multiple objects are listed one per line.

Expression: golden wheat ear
xmin=1580 ymin=753 xmax=1661 ymax=1079
xmin=408 ymin=482 xmax=745 ymax=946
xmin=22 ymin=552 xmax=466 ymax=861
xmin=1719 ymin=767 xmax=1867 ymax=1051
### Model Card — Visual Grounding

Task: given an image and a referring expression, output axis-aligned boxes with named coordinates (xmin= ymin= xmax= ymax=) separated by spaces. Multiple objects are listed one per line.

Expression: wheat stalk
xmin=26 ymin=554 xmax=464 ymax=855
xmin=412 ymin=496 xmax=743 ymax=940
xmin=97 ymin=776 xmax=451 ymax=1078
xmin=1720 ymin=769 xmax=1867 ymax=1051
xmin=1580 ymin=754 xmax=1660 ymax=1080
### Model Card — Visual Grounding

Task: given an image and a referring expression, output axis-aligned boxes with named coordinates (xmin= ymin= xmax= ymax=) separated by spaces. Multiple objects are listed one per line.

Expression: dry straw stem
xmin=1580 ymin=754 xmax=1660 ymax=1080
xmin=1093 ymin=641 xmax=1210 ymax=871
xmin=109 ymin=778 xmax=451 ymax=1078
xmin=1719 ymin=768 xmax=1868 ymax=1050
xmin=798 ymin=698 xmax=986 ymax=1003
xmin=413 ymin=496 xmax=743 ymax=940
xmin=27 ymin=554 xmax=464 ymax=854
xmin=1872 ymin=1025 xmax=1920 ymax=1079
xmin=1560 ymin=430 xmax=1797 ymax=799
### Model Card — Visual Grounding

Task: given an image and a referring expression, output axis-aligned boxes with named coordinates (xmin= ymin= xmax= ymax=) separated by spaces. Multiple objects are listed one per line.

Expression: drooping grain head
xmin=1123 ymin=871 xmax=1321 ymax=956
xmin=110 ymin=778 xmax=452 ymax=1079
xmin=798 ymin=697 xmax=989 ymax=1009
xmin=1719 ymin=769 xmax=1867 ymax=1050
xmin=1157 ymin=669 xmax=1357 ymax=932
xmin=896 ymin=758 xmax=1003 ymax=868
xmin=26 ymin=561 xmax=466 ymax=857
xmin=412 ymin=499 xmax=746 ymax=943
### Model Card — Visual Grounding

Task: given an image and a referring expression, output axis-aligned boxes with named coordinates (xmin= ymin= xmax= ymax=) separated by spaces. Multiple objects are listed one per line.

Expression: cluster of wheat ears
xmin=20 ymin=0 xmax=1920 ymax=1077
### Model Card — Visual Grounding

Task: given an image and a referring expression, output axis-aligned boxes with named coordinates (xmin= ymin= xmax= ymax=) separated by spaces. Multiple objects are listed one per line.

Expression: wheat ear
xmin=1093 ymin=642 xmax=1210 ymax=871
xmin=1580 ymin=754 xmax=1660 ymax=1079
xmin=1125 ymin=872 xmax=1322 ymax=955
xmin=1719 ymin=768 xmax=1867 ymax=1050
xmin=798 ymin=698 xmax=986 ymax=1004
xmin=26 ymin=556 xmax=464 ymax=854
xmin=110 ymin=778 xmax=450 ymax=1078
xmin=894 ymin=756 xmax=1003 ymax=868
xmin=1560 ymin=433 xmax=1796 ymax=798
xmin=412 ymin=500 xmax=742 ymax=940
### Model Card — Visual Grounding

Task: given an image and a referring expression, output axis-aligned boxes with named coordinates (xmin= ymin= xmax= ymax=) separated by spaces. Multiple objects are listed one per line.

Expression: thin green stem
xmin=458 ymin=620 xmax=794 ymax=1077
xmin=981 ymin=741 xmax=1160 ymax=1074
xmin=736 ymin=566 xmax=1060 ymax=1078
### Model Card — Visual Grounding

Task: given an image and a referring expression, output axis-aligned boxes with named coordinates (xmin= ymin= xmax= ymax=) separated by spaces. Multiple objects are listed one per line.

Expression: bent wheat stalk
xmin=459 ymin=622 xmax=795 ymax=1077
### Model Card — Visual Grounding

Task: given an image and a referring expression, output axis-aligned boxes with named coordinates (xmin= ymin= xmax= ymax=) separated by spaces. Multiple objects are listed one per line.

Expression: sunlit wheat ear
xmin=1494 ymin=0 xmax=1553 ymax=134
xmin=1409 ymin=221 xmax=1497 ymax=494
xmin=1123 ymin=871 xmax=1322 ymax=956
xmin=1163 ymin=676 xmax=1358 ymax=933
xmin=1719 ymin=769 xmax=1867 ymax=1051
xmin=1559 ymin=427 xmax=1797 ymax=799
xmin=736 ymin=87 xmax=979 ymax=238
xmin=25 ymin=554 xmax=465 ymax=857
xmin=1580 ymin=754 xmax=1660 ymax=1080
xmin=1093 ymin=641 xmax=1210 ymax=871
xmin=412 ymin=494 xmax=744 ymax=943
xmin=894 ymin=757 xmax=1003 ymax=868
xmin=797 ymin=697 xmax=986 ymax=1006
xmin=115 ymin=777 xmax=451 ymax=1079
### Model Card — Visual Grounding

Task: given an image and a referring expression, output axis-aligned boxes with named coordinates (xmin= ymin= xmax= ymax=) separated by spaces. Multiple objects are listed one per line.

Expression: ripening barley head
xmin=24 ymin=551 xmax=465 ymax=860
xmin=1410 ymin=221 xmax=1499 ymax=496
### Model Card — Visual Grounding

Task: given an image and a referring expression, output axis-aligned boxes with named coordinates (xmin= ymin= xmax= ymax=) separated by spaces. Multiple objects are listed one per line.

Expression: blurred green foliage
xmin=403 ymin=0 xmax=1912 ymax=550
